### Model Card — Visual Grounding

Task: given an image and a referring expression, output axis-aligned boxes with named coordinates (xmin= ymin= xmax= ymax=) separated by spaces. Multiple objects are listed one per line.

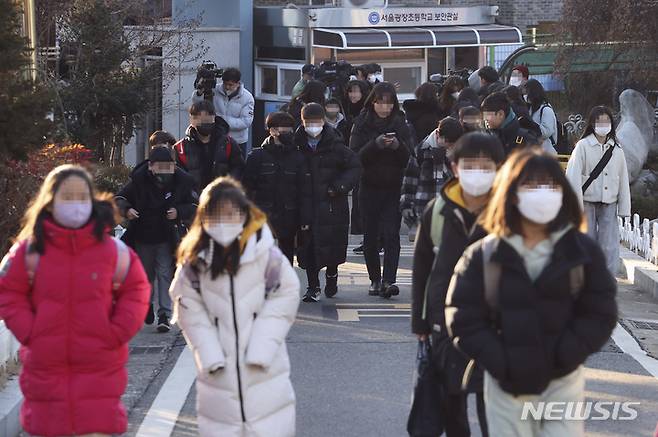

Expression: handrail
xmin=619 ymin=214 xmax=658 ymax=264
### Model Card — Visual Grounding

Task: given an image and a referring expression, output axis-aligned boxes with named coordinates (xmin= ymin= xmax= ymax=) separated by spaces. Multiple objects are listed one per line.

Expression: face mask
xmin=196 ymin=122 xmax=214 ymax=136
xmin=278 ymin=131 xmax=294 ymax=145
xmin=517 ymin=188 xmax=563 ymax=224
xmin=52 ymin=201 xmax=93 ymax=229
xmin=458 ymin=169 xmax=496 ymax=196
xmin=204 ymin=223 xmax=244 ymax=247
xmin=368 ymin=73 xmax=383 ymax=84
xmin=523 ymin=95 xmax=530 ymax=103
xmin=153 ymin=173 xmax=174 ymax=186
xmin=594 ymin=124 xmax=611 ymax=137
xmin=305 ymin=125 xmax=323 ymax=138
xmin=451 ymin=92 xmax=460 ymax=100
xmin=510 ymin=77 xmax=523 ymax=87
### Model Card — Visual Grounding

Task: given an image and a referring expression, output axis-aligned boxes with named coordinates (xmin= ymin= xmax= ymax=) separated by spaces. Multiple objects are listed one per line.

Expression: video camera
xmin=429 ymin=68 xmax=473 ymax=93
xmin=194 ymin=61 xmax=224 ymax=100
xmin=313 ymin=60 xmax=356 ymax=98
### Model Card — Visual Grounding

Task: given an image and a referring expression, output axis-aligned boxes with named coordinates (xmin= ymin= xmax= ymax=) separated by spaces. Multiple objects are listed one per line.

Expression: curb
xmin=620 ymin=246 xmax=658 ymax=300
xmin=0 ymin=377 xmax=21 ymax=437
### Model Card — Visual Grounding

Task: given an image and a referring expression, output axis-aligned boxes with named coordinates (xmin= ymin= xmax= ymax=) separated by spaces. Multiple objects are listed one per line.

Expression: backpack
xmin=421 ymin=197 xmax=446 ymax=320
xmin=539 ymin=104 xmax=569 ymax=153
xmin=480 ymin=234 xmax=585 ymax=318
xmin=174 ymin=136 xmax=234 ymax=168
xmin=516 ymin=116 xmax=542 ymax=147
xmin=24 ymin=237 xmax=131 ymax=291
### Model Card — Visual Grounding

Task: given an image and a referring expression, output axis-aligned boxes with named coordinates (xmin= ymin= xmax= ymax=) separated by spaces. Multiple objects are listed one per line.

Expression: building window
xmin=256 ymin=62 xmax=304 ymax=100
xmin=382 ymin=65 xmax=423 ymax=96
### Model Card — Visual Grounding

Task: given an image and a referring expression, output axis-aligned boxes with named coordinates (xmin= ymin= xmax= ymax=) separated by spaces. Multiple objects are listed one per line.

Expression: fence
xmin=619 ymin=214 xmax=658 ymax=264
xmin=0 ymin=321 xmax=19 ymax=378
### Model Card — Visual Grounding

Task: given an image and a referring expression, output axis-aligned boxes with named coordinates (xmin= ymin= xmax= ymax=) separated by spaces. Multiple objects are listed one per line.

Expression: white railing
xmin=0 ymin=321 xmax=19 ymax=371
xmin=619 ymin=214 xmax=658 ymax=264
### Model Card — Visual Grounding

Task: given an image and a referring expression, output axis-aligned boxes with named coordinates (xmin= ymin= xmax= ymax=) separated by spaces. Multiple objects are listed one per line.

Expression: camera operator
xmin=292 ymin=64 xmax=316 ymax=99
xmin=192 ymin=67 xmax=254 ymax=159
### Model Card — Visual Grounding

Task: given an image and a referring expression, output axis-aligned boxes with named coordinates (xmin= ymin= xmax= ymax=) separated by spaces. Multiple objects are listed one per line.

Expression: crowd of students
xmin=0 ymin=62 xmax=632 ymax=437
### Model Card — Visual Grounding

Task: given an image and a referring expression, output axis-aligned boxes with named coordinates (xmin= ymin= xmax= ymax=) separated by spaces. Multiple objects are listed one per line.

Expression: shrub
xmin=94 ymin=164 xmax=131 ymax=194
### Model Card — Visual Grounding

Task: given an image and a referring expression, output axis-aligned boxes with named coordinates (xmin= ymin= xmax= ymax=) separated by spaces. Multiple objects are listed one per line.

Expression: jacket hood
xmin=130 ymin=159 xmax=192 ymax=187
xmin=582 ymin=133 xmax=617 ymax=148
xmin=502 ymin=108 xmax=517 ymax=130
xmin=185 ymin=115 xmax=231 ymax=140
xmin=261 ymin=136 xmax=298 ymax=153
xmin=440 ymin=179 xmax=467 ymax=209
xmin=238 ymin=206 xmax=271 ymax=262
xmin=419 ymin=129 xmax=440 ymax=150
xmin=325 ymin=112 xmax=345 ymax=129
xmin=294 ymin=123 xmax=342 ymax=152
xmin=356 ymin=110 xmax=406 ymax=133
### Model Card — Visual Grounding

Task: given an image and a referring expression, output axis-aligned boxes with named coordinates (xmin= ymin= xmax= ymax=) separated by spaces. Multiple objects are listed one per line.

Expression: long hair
xmin=363 ymin=82 xmax=401 ymax=116
xmin=581 ymin=105 xmax=617 ymax=143
xmin=525 ymin=79 xmax=548 ymax=113
xmin=439 ymin=76 xmax=464 ymax=111
xmin=15 ymin=164 xmax=118 ymax=254
xmin=414 ymin=82 xmax=439 ymax=105
xmin=177 ymin=177 xmax=254 ymax=278
xmin=480 ymin=149 xmax=585 ymax=237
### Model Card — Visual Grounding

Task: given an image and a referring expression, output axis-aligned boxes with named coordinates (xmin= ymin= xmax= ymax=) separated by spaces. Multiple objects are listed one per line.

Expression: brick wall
xmin=255 ymin=0 xmax=564 ymax=33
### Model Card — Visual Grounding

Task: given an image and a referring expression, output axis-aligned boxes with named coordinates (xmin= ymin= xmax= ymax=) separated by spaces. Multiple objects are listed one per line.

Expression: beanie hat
xmin=149 ymin=145 xmax=174 ymax=163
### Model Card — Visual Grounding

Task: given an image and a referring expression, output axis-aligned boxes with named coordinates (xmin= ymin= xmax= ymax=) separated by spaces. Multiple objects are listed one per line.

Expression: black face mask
xmin=153 ymin=173 xmax=174 ymax=186
xmin=278 ymin=132 xmax=294 ymax=146
xmin=196 ymin=123 xmax=214 ymax=137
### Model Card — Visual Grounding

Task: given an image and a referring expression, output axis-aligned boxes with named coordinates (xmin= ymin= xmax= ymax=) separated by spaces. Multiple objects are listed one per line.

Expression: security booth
xmin=252 ymin=4 xmax=522 ymax=146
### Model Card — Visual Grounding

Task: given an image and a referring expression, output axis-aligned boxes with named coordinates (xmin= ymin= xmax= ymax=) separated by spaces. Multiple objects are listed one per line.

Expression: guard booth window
xmin=256 ymin=63 xmax=304 ymax=100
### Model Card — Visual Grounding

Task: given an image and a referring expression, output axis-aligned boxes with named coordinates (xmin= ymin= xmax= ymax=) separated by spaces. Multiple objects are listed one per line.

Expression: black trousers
xmin=277 ymin=235 xmax=295 ymax=265
xmin=442 ymin=392 xmax=489 ymax=437
xmin=302 ymin=236 xmax=338 ymax=289
xmin=359 ymin=185 xmax=401 ymax=284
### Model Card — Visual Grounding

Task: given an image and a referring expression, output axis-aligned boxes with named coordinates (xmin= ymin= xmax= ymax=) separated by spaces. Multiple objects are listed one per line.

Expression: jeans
xmin=484 ymin=367 xmax=584 ymax=437
xmin=584 ymin=201 xmax=620 ymax=275
xmin=135 ymin=241 xmax=174 ymax=317
xmin=359 ymin=185 xmax=401 ymax=284
xmin=238 ymin=142 xmax=248 ymax=160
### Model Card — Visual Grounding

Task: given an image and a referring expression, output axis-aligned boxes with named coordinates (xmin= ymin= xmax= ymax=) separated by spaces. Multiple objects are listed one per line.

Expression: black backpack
xmin=515 ymin=116 xmax=542 ymax=148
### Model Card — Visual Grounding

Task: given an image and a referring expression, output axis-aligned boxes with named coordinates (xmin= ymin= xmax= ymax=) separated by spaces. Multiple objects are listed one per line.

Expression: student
xmin=477 ymin=66 xmax=505 ymax=101
xmin=116 ymin=146 xmax=198 ymax=331
xmin=243 ymin=111 xmax=312 ymax=263
xmin=458 ymin=106 xmax=483 ymax=133
xmin=452 ymin=87 xmax=481 ymax=119
xmin=283 ymin=80 xmax=327 ymax=128
xmin=566 ymin=106 xmax=631 ymax=275
xmin=411 ymin=132 xmax=505 ymax=437
xmin=342 ymin=79 xmax=370 ymax=247
xmin=294 ymin=103 xmax=360 ymax=302
xmin=482 ymin=92 xmax=531 ymax=155
xmin=400 ymin=117 xmax=464 ymax=230
xmin=509 ymin=65 xmax=529 ymax=88
xmin=525 ymin=79 xmax=558 ymax=154
xmin=149 ymin=130 xmax=177 ymax=149
xmin=503 ymin=85 xmax=530 ymax=120
xmin=324 ymin=97 xmax=349 ymax=140
xmin=0 ymin=165 xmax=150 ymax=437
xmin=350 ymin=82 xmax=412 ymax=298
xmin=445 ymin=150 xmax=618 ymax=437
xmin=171 ymin=177 xmax=299 ymax=437
xmin=292 ymin=64 xmax=316 ymax=99
xmin=403 ymin=82 xmax=442 ymax=144
xmin=438 ymin=76 xmax=465 ymax=121
xmin=174 ymin=100 xmax=245 ymax=191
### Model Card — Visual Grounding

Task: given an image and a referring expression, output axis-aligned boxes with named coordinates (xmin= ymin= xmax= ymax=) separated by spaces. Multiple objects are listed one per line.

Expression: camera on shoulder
xmin=194 ymin=61 xmax=224 ymax=100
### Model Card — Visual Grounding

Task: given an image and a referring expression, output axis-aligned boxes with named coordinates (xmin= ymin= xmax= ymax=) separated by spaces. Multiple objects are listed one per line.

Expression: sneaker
xmin=324 ymin=274 xmax=338 ymax=298
xmin=382 ymin=282 xmax=399 ymax=297
xmin=157 ymin=314 xmax=171 ymax=333
xmin=145 ymin=304 xmax=155 ymax=325
xmin=352 ymin=244 xmax=364 ymax=254
xmin=368 ymin=280 xmax=382 ymax=296
xmin=302 ymin=287 xmax=321 ymax=303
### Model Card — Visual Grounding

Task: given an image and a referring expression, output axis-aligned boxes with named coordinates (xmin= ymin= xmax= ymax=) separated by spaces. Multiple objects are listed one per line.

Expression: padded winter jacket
xmin=445 ymin=228 xmax=618 ymax=395
xmin=192 ymin=82 xmax=255 ymax=144
xmin=170 ymin=219 xmax=300 ymax=437
xmin=0 ymin=220 xmax=150 ymax=436
xmin=566 ymin=134 xmax=631 ymax=217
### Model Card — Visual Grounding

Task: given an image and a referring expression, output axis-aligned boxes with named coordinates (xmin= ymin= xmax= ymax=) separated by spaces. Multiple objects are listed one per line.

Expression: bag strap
xmin=582 ymin=142 xmax=616 ymax=194
xmin=112 ymin=237 xmax=131 ymax=292
xmin=264 ymin=245 xmax=283 ymax=297
xmin=482 ymin=235 xmax=502 ymax=315
xmin=429 ymin=197 xmax=445 ymax=249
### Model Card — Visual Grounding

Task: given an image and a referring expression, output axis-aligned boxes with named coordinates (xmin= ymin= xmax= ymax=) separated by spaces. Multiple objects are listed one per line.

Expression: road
xmin=118 ymin=234 xmax=658 ymax=437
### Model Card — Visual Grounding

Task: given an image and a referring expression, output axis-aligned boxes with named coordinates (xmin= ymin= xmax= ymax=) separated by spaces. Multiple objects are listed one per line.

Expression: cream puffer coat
xmin=170 ymin=224 xmax=300 ymax=437
xmin=566 ymin=133 xmax=631 ymax=217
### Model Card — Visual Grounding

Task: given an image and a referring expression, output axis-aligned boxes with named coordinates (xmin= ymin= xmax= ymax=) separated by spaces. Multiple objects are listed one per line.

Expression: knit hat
xmin=512 ymin=65 xmax=530 ymax=79
xmin=149 ymin=145 xmax=174 ymax=163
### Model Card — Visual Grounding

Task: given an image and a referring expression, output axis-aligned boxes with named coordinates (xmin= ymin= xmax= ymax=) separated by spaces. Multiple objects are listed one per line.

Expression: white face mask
xmin=204 ymin=223 xmax=244 ymax=247
xmin=523 ymin=94 xmax=530 ymax=103
xmin=594 ymin=124 xmax=611 ymax=137
xmin=451 ymin=92 xmax=460 ymax=100
xmin=305 ymin=125 xmax=323 ymax=138
xmin=458 ymin=169 xmax=496 ymax=196
xmin=52 ymin=201 xmax=93 ymax=229
xmin=510 ymin=77 xmax=523 ymax=87
xmin=517 ymin=187 xmax=563 ymax=224
xmin=368 ymin=73 xmax=383 ymax=84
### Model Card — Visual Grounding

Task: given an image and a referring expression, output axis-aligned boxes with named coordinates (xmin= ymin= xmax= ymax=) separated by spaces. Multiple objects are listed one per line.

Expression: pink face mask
xmin=52 ymin=201 xmax=93 ymax=229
